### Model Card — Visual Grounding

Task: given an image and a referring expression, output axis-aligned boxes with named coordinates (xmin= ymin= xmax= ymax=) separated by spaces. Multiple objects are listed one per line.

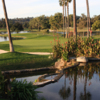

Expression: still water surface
xmin=13 ymin=62 xmax=100 ymax=100
xmin=0 ymin=31 xmax=29 ymax=42
xmin=0 ymin=36 xmax=9 ymax=42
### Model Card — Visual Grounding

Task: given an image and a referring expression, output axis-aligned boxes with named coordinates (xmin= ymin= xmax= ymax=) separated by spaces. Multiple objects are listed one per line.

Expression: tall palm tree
xmin=59 ymin=0 xmax=65 ymax=38
xmin=66 ymin=0 xmax=72 ymax=38
xmin=2 ymin=0 xmax=14 ymax=52
xmin=64 ymin=0 xmax=68 ymax=38
xmin=73 ymin=0 xmax=77 ymax=40
xmin=86 ymin=0 xmax=91 ymax=37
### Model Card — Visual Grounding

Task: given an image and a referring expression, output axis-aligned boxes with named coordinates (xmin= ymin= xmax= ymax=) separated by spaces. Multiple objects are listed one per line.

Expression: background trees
xmin=49 ymin=13 xmax=63 ymax=31
xmin=11 ymin=22 xmax=23 ymax=33
xmin=92 ymin=20 xmax=100 ymax=30
xmin=29 ymin=15 xmax=50 ymax=31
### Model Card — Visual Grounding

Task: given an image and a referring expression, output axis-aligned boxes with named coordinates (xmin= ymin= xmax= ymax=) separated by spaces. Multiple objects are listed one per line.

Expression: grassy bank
xmin=0 ymin=52 xmax=55 ymax=71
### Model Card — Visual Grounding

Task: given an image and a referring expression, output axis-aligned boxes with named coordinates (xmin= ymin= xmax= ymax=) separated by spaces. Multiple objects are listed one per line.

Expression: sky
xmin=0 ymin=0 xmax=100 ymax=19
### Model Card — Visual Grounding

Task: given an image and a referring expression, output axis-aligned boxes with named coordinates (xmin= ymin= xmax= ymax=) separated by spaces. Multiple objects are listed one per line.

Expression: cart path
xmin=0 ymin=49 xmax=53 ymax=55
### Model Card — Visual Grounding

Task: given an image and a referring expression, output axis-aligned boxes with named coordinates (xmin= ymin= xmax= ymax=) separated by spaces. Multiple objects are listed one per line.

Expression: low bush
xmin=52 ymin=36 xmax=100 ymax=60
xmin=9 ymin=79 xmax=39 ymax=100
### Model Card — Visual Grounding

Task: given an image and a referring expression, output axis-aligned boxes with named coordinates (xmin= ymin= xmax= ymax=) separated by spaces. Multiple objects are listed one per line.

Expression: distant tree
xmin=69 ymin=14 xmax=73 ymax=27
xmin=77 ymin=14 xmax=87 ymax=29
xmin=78 ymin=20 xmax=87 ymax=29
xmin=0 ymin=19 xmax=6 ymax=28
xmin=49 ymin=13 xmax=63 ymax=31
xmin=23 ymin=22 xmax=29 ymax=29
xmin=92 ymin=20 xmax=100 ymax=30
xmin=29 ymin=15 xmax=50 ymax=31
xmin=11 ymin=22 xmax=23 ymax=33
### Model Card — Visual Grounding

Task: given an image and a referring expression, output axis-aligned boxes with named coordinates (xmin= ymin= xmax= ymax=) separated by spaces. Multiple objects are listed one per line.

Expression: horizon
xmin=0 ymin=0 xmax=100 ymax=19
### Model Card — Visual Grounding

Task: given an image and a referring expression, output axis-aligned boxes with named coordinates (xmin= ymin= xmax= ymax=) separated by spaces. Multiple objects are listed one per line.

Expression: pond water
xmin=10 ymin=61 xmax=100 ymax=100
xmin=0 ymin=31 xmax=29 ymax=34
xmin=0 ymin=36 xmax=9 ymax=42
xmin=0 ymin=31 xmax=28 ymax=42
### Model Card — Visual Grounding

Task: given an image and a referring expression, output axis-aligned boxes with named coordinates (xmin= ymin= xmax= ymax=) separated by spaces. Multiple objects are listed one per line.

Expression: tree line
xmin=0 ymin=13 xmax=100 ymax=32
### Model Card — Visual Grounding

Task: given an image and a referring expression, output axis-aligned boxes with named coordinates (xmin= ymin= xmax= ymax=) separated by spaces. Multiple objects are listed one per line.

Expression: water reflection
xmin=3 ymin=62 xmax=100 ymax=100
xmin=37 ymin=62 xmax=100 ymax=100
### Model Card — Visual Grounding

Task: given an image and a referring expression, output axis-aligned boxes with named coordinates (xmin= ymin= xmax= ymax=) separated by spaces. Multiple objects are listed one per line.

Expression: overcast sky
xmin=0 ymin=0 xmax=100 ymax=18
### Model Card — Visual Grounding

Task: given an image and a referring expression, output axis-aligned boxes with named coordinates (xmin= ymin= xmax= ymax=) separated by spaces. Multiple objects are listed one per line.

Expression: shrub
xmin=9 ymin=79 xmax=39 ymax=100
xmin=0 ymin=71 xmax=5 ymax=97
xmin=52 ymin=36 xmax=100 ymax=59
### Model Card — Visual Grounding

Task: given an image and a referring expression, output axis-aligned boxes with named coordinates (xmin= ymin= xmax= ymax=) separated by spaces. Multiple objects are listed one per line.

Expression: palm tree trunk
xmin=73 ymin=0 xmax=77 ymax=40
xmin=86 ymin=0 xmax=90 ymax=37
xmin=63 ymin=1 xmax=65 ymax=38
xmin=65 ymin=4 xmax=67 ymax=38
xmin=67 ymin=2 xmax=69 ymax=38
xmin=2 ymin=0 xmax=14 ymax=52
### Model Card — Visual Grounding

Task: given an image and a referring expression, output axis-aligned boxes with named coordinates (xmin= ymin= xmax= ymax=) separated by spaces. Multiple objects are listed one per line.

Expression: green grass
xmin=0 ymin=30 xmax=100 ymax=71
xmin=0 ymin=28 xmax=7 ymax=32
xmin=0 ymin=52 xmax=56 ymax=71
xmin=0 ymin=31 xmax=100 ymax=52
xmin=0 ymin=31 xmax=67 ymax=52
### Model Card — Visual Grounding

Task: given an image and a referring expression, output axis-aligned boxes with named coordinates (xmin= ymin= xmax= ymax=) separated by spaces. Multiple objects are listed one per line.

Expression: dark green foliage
xmin=9 ymin=79 xmax=38 ymax=100
xmin=92 ymin=20 xmax=100 ymax=30
xmin=11 ymin=22 xmax=23 ymax=33
xmin=23 ymin=22 xmax=29 ymax=29
xmin=49 ymin=13 xmax=63 ymax=30
xmin=29 ymin=15 xmax=50 ymax=31
xmin=0 ymin=71 xmax=5 ymax=96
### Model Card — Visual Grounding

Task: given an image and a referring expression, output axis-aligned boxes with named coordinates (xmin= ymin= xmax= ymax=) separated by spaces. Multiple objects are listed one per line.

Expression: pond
xmin=0 ymin=31 xmax=29 ymax=42
xmin=0 ymin=31 xmax=29 ymax=34
xmin=9 ymin=61 xmax=100 ymax=100
xmin=0 ymin=36 xmax=9 ymax=42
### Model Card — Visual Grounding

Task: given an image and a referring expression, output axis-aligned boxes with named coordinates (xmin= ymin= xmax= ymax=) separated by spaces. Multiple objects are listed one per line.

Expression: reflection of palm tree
xmin=2 ymin=0 xmax=14 ymax=52
xmin=73 ymin=68 xmax=77 ymax=100
xmin=80 ymin=66 xmax=91 ymax=100
xmin=80 ymin=92 xmax=91 ymax=100
xmin=59 ymin=86 xmax=71 ymax=100
xmin=59 ymin=73 xmax=71 ymax=100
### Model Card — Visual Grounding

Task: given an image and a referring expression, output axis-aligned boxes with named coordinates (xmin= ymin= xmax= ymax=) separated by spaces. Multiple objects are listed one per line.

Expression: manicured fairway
xmin=0 ymin=31 xmax=67 ymax=52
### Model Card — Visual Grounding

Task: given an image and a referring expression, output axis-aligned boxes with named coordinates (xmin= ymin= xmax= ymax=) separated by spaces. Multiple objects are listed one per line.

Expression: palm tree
xmin=59 ymin=0 xmax=65 ymax=38
xmin=2 ymin=0 xmax=14 ymax=52
xmin=65 ymin=1 xmax=68 ymax=38
xmin=66 ymin=0 xmax=72 ymax=38
xmin=86 ymin=0 xmax=91 ymax=37
xmin=73 ymin=0 xmax=77 ymax=40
